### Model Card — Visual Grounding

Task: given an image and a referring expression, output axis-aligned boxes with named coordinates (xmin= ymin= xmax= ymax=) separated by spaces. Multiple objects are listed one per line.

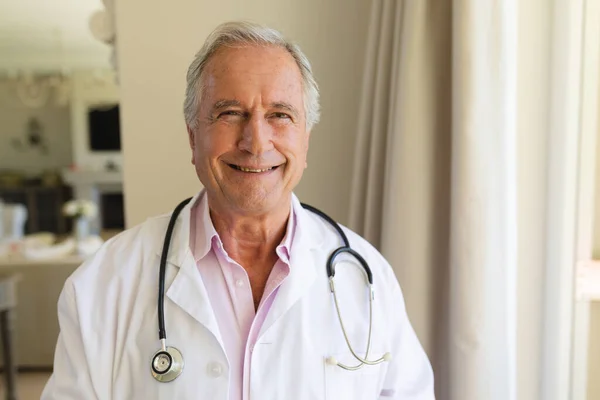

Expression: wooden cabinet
xmin=0 ymin=185 xmax=73 ymax=235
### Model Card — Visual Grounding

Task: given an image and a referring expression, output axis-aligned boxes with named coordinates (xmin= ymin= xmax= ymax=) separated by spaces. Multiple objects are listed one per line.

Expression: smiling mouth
xmin=227 ymin=163 xmax=280 ymax=173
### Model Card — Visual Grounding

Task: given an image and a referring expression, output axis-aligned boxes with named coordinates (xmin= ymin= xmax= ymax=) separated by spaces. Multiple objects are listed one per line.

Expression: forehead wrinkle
xmin=200 ymin=46 xmax=305 ymax=117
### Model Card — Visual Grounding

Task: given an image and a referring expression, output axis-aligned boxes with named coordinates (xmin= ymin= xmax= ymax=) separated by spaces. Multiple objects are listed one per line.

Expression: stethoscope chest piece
xmin=151 ymin=346 xmax=184 ymax=382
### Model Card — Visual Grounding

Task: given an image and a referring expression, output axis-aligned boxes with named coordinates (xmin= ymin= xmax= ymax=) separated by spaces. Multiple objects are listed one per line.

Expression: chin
xmin=228 ymin=189 xmax=284 ymax=214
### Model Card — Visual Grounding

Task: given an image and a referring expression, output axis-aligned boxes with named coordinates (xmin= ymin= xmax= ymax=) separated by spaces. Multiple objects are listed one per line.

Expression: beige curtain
xmin=349 ymin=1 xmax=457 ymax=394
xmin=349 ymin=1 xmax=452 ymax=359
xmin=348 ymin=1 xmax=526 ymax=399
xmin=350 ymin=0 xmax=600 ymax=399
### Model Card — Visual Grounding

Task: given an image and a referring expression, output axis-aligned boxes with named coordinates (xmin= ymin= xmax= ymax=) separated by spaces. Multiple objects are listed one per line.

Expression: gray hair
xmin=183 ymin=21 xmax=320 ymax=131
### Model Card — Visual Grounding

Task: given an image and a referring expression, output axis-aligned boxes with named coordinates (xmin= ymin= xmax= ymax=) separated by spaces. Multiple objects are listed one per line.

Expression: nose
xmin=238 ymin=115 xmax=273 ymax=155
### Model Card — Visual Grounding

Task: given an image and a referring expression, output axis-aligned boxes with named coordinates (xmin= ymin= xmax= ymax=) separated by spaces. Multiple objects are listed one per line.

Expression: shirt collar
xmin=276 ymin=203 xmax=295 ymax=263
xmin=190 ymin=191 xmax=296 ymax=264
xmin=189 ymin=191 xmax=218 ymax=262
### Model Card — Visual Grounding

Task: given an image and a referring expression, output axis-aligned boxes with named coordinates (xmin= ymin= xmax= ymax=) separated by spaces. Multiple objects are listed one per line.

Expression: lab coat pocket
xmin=324 ymin=352 xmax=386 ymax=400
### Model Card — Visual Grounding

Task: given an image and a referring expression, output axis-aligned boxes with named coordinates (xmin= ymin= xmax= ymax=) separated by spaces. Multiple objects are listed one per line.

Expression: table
xmin=0 ymin=257 xmax=83 ymax=369
xmin=0 ymin=274 xmax=19 ymax=400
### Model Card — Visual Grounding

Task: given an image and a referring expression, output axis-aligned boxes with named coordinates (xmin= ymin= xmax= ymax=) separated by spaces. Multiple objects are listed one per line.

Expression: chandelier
xmin=7 ymin=72 xmax=71 ymax=109
xmin=89 ymin=0 xmax=117 ymax=74
xmin=1 ymin=0 xmax=117 ymax=110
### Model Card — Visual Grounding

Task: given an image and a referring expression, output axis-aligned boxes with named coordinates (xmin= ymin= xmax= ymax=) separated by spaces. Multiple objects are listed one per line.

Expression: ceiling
xmin=0 ymin=0 xmax=111 ymax=71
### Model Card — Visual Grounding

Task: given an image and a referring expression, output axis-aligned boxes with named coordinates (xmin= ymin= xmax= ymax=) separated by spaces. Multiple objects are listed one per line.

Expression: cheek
xmin=198 ymin=130 xmax=233 ymax=159
xmin=286 ymin=134 xmax=310 ymax=172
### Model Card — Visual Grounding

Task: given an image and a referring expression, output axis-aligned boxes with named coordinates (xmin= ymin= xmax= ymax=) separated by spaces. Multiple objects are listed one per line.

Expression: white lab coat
xmin=42 ymin=192 xmax=434 ymax=400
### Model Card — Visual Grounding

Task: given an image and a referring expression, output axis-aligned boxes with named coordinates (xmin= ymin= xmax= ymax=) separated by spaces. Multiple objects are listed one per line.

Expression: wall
xmin=115 ymin=0 xmax=372 ymax=227
xmin=0 ymin=78 xmax=72 ymax=176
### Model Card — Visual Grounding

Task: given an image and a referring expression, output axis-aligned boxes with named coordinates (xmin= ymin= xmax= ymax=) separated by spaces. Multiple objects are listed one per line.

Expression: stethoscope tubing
xmin=158 ymin=197 xmax=192 ymax=341
xmin=153 ymin=197 xmax=388 ymax=381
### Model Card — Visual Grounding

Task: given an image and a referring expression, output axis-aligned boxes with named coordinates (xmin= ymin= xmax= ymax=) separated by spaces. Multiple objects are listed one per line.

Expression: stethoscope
xmin=151 ymin=198 xmax=392 ymax=383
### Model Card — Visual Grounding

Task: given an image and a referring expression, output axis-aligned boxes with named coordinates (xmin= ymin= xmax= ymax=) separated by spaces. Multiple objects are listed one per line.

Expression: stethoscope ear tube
xmin=326 ymin=246 xmax=373 ymax=285
xmin=311 ymin=205 xmax=389 ymax=371
xmin=300 ymin=203 xmax=350 ymax=247
xmin=303 ymin=202 xmax=373 ymax=285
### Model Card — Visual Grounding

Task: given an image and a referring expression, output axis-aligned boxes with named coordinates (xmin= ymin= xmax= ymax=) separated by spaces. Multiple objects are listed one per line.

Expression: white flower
xmin=62 ymin=201 xmax=79 ymax=217
xmin=81 ymin=202 xmax=98 ymax=218
xmin=62 ymin=200 xmax=98 ymax=218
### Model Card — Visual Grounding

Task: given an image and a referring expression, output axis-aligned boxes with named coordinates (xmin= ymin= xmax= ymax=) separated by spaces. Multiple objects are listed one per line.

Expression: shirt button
xmin=207 ymin=362 xmax=223 ymax=378
xmin=235 ymin=279 xmax=244 ymax=287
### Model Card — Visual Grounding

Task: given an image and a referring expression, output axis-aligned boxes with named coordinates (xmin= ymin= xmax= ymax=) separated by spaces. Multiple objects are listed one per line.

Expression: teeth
xmin=237 ymin=166 xmax=273 ymax=173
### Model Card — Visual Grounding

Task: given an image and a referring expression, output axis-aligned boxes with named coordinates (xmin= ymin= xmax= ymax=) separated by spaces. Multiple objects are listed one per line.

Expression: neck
xmin=207 ymin=195 xmax=291 ymax=267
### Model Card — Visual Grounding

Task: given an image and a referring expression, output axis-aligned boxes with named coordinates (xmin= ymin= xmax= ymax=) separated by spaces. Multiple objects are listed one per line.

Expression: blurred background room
xmin=0 ymin=0 xmax=599 ymax=399
xmin=0 ymin=0 xmax=123 ymax=397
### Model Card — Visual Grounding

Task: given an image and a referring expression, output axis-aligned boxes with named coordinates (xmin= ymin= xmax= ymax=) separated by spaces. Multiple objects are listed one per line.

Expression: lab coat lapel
xmin=157 ymin=192 xmax=224 ymax=349
xmin=165 ymin=252 xmax=224 ymax=349
xmin=259 ymin=196 xmax=326 ymax=336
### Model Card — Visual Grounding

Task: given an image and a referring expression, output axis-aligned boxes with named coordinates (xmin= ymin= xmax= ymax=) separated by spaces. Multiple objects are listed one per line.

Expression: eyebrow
xmin=211 ymin=99 xmax=242 ymax=111
xmin=270 ymin=102 xmax=299 ymax=118
xmin=210 ymin=99 xmax=300 ymax=118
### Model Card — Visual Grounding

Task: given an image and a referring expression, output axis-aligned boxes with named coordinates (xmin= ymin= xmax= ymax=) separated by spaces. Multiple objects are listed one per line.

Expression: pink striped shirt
xmin=189 ymin=192 xmax=295 ymax=400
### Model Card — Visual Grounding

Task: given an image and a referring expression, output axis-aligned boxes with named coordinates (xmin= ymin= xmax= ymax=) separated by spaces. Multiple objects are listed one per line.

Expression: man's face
xmin=188 ymin=45 xmax=310 ymax=215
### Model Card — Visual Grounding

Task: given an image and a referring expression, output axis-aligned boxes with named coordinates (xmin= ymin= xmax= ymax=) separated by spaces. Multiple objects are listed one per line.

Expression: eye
xmin=218 ymin=110 xmax=243 ymax=118
xmin=272 ymin=112 xmax=291 ymax=119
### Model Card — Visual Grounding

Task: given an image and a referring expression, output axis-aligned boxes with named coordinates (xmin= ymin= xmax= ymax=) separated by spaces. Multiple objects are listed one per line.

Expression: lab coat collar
xmin=257 ymin=194 xmax=328 ymax=336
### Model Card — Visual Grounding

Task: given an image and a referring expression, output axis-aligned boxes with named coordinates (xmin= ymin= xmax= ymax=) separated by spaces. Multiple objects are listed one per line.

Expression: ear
xmin=186 ymin=124 xmax=196 ymax=165
xmin=304 ymin=130 xmax=311 ymax=169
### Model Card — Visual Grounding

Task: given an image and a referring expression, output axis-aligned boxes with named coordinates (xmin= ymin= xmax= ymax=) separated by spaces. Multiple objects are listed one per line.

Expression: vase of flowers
xmin=62 ymin=199 xmax=98 ymax=244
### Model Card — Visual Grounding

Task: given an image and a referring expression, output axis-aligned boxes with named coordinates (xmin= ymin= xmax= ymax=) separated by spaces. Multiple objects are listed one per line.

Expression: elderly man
xmin=42 ymin=21 xmax=434 ymax=400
